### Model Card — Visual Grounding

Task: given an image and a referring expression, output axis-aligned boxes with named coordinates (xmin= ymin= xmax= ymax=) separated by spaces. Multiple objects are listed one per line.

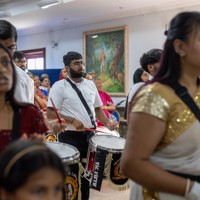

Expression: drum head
xmin=96 ymin=126 xmax=120 ymax=137
xmin=90 ymin=135 xmax=125 ymax=153
xmin=46 ymin=142 xmax=80 ymax=164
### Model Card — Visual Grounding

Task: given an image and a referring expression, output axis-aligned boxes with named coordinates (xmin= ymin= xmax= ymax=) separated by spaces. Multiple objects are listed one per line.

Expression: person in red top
xmin=94 ymin=78 xmax=115 ymax=126
xmin=0 ymin=43 xmax=48 ymax=152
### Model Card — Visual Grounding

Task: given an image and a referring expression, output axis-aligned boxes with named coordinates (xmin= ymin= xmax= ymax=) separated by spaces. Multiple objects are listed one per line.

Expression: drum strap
xmin=66 ymin=78 xmax=96 ymax=129
xmin=11 ymin=106 xmax=21 ymax=141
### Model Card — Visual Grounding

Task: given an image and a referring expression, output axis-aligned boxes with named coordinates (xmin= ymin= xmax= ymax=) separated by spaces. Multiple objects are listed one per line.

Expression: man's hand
xmin=47 ymin=119 xmax=67 ymax=134
xmin=106 ymin=120 xmax=119 ymax=131
xmin=71 ymin=118 xmax=85 ymax=131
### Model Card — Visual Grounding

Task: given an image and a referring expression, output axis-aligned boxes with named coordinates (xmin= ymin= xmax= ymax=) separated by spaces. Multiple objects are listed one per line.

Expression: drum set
xmin=45 ymin=127 xmax=129 ymax=200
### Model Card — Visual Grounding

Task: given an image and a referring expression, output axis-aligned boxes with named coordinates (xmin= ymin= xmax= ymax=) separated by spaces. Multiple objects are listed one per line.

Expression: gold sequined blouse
xmin=131 ymin=82 xmax=200 ymax=151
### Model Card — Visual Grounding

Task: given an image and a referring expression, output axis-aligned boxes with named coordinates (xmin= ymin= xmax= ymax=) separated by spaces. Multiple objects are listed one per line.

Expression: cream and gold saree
xmin=129 ymin=82 xmax=200 ymax=200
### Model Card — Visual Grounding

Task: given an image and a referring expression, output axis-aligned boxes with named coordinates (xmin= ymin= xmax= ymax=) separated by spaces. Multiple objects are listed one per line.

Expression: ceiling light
xmin=62 ymin=0 xmax=75 ymax=3
xmin=37 ymin=0 xmax=61 ymax=9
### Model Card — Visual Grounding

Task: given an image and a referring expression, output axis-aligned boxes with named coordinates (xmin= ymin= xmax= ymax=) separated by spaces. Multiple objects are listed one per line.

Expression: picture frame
xmin=83 ymin=25 xmax=128 ymax=97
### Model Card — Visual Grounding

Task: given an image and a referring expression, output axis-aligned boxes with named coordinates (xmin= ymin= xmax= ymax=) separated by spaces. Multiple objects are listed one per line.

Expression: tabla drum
xmin=96 ymin=126 xmax=120 ymax=137
xmin=46 ymin=141 xmax=80 ymax=165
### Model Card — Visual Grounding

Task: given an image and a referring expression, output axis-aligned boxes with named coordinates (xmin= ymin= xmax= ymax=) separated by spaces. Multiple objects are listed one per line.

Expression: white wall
xmin=17 ymin=6 xmax=200 ymax=105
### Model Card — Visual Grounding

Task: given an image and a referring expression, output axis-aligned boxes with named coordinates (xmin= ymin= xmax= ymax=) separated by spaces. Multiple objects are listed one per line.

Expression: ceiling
xmin=1 ymin=0 xmax=200 ymax=35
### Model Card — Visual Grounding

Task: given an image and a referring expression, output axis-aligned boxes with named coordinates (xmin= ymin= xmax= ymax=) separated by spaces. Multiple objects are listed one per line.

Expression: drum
xmin=46 ymin=141 xmax=80 ymax=165
xmin=45 ymin=133 xmax=58 ymax=142
xmin=46 ymin=142 xmax=81 ymax=200
xmin=86 ymin=135 xmax=128 ymax=191
xmin=96 ymin=126 xmax=120 ymax=137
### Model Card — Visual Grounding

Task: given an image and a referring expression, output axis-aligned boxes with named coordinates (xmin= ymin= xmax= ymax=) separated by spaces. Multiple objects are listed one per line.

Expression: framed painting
xmin=83 ymin=25 xmax=128 ymax=97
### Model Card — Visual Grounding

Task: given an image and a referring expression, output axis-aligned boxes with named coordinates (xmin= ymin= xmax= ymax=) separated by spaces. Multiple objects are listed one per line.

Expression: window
xmin=22 ymin=48 xmax=46 ymax=70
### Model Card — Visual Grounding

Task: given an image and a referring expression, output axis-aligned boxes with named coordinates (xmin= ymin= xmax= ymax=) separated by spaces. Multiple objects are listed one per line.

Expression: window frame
xmin=22 ymin=48 xmax=46 ymax=70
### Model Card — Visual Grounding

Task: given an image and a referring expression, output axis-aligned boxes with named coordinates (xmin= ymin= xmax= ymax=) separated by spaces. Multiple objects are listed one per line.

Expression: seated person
xmin=94 ymin=78 xmax=116 ymax=126
xmin=83 ymin=72 xmax=93 ymax=80
xmin=33 ymin=75 xmax=47 ymax=110
xmin=59 ymin=67 xmax=68 ymax=80
xmin=39 ymin=76 xmax=51 ymax=96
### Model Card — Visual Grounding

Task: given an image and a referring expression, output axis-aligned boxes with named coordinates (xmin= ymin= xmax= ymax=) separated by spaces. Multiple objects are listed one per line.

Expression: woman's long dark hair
xmin=0 ymin=44 xmax=19 ymax=108
xmin=133 ymin=68 xmax=144 ymax=84
xmin=153 ymin=11 xmax=200 ymax=86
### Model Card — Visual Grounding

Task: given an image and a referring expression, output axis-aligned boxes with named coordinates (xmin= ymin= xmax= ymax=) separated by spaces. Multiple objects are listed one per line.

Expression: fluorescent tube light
xmin=38 ymin=0 xmax=61 ymax=9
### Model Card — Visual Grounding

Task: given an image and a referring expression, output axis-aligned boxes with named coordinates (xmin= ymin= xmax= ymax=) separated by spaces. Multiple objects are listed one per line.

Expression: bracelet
xmin=70 ymin=118 xmax=75 ymax=124
xmin=185 ymin=179 xmax=191 ymax=197
xmin=186 ymin=181 xmax=200 ymax=200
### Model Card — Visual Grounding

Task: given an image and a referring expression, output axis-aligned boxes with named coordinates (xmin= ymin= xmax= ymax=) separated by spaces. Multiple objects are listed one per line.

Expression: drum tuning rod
xmin=50 ymin=97 xmax=62 ymax=124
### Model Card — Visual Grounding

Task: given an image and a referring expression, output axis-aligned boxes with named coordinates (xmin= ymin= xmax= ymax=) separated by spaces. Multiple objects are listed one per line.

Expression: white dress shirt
xmin=14 ymin=66 xmax=34 ymax=103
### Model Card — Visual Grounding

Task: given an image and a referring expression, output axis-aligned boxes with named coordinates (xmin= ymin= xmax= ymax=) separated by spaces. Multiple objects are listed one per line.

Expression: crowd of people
xmin=0 ymin=10 xmax=200 ymax=200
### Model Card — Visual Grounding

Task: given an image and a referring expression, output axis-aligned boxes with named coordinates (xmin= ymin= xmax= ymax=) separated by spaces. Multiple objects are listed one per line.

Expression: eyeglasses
xmin=7 ymin=44 xmax=17 ymax=51
xmin=70 ymin=61 xmax=85 ymax=67
xmin=14 ymin=60 xmax=27 ymax=65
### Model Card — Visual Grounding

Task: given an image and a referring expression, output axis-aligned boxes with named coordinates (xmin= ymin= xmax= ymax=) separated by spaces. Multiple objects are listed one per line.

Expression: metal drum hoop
xmin=89 ymin=135 xmax=125 ymax=154
xmin=46 ymin=141 xmax=80 ymax=165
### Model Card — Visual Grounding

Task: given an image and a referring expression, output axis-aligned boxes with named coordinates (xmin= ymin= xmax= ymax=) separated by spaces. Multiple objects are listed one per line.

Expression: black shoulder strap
xmin=172 ymin=82 xmax=200 ymax=122
xmin=11 ymin=106 xmax=21 ymax=141
xmin=66 ymin=78 xmax=96 ymax=129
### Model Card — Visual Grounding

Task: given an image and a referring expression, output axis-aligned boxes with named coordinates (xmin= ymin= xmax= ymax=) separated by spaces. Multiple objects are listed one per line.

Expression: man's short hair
xmin=13 ymin=51 xmax=25 ymax=60
xmin=63 ymin=51 xmax=82 ymax=66
xmin=140 ymin=49 xmax=162 ymax=73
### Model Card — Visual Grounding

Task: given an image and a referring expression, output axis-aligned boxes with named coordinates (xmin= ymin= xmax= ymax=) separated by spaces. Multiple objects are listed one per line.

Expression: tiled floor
xmin=90 ymin=180 xmax=130 ymax=200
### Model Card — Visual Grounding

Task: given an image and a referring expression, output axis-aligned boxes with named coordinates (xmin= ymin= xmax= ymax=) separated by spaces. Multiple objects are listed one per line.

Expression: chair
xmin=111 ymin=110 xmax=120 ymax=122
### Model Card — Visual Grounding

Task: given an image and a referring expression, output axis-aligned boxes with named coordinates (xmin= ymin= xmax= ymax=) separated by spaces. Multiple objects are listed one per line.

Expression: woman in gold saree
xmin=121 ymin=11 xmax=200 ymax=200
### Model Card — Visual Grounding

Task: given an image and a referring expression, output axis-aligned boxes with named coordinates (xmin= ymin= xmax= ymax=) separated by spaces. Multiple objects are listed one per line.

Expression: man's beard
xmin=20 ymin=66 xmax=26 ymax=71
xmin=69 ymin=67 xmax=84 ymax=78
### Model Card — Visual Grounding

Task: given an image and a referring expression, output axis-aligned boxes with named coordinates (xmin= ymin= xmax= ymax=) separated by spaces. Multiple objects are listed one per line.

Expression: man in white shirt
xmin=127 ymin=48 xmax=162 ymax=118
xmin=47 ymin=51 xmax=118 ymax=200
xmin=0 ymin=20 xmax=34 ymax=103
